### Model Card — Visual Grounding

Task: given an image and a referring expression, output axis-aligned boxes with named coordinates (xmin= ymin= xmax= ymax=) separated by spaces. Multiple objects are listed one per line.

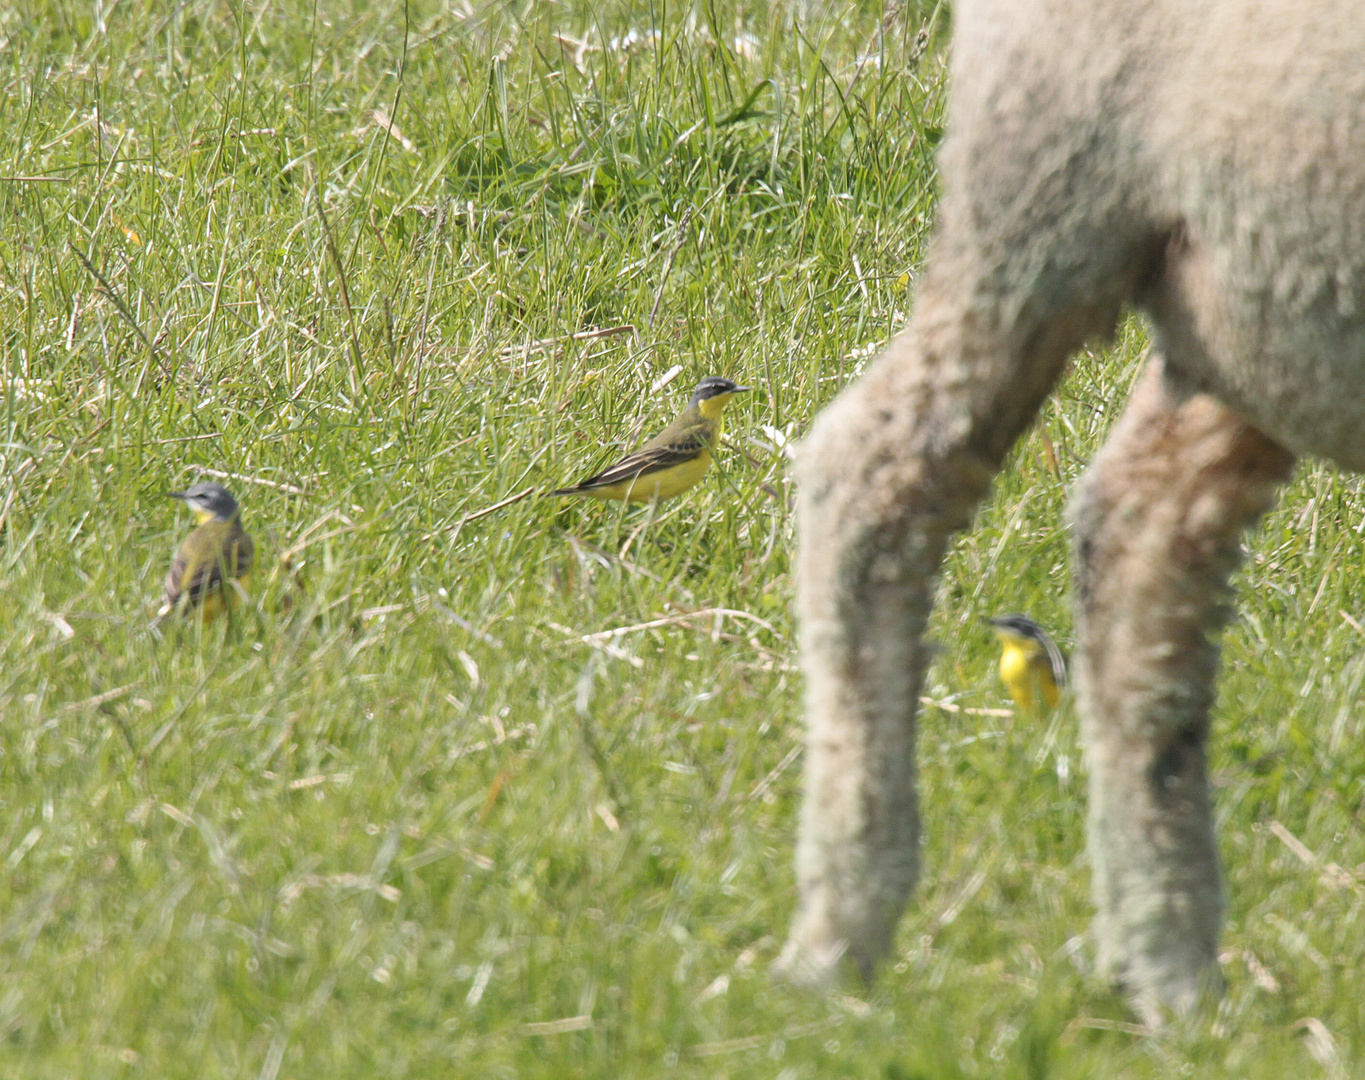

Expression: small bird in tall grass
xmin=986 ymin=613 xmax=1067 ymax=715
xmin=550 ymin=376 xmax=750 ymax=502
xmin=161 ymin=482 xmax=254 ymax=623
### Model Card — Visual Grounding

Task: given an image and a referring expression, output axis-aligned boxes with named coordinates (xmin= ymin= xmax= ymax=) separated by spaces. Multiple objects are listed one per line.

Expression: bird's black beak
xmin=734 ymin=385 xmax=752 ymax=393
xmin=167 ymin=491 xmax=188 ymax=501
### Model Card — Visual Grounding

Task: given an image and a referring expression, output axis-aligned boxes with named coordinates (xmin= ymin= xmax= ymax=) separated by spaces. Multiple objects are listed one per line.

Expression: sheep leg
xmin=778 ymin=251 xmax=1113 ymax=983
xmin=1070 ymin=353 xmax=1295 ymax=1019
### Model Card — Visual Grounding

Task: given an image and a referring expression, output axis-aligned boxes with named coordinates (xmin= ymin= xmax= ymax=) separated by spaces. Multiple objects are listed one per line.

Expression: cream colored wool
xmin=779 ymin=0 xmax=1365 ymax=1021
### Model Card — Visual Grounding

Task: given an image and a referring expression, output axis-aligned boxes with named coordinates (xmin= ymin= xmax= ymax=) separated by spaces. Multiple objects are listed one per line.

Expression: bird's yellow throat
xmin=696 ymin=390 xmax=736 ymax=423
xmin=994 ymin=633 xmax=1061 ymax=713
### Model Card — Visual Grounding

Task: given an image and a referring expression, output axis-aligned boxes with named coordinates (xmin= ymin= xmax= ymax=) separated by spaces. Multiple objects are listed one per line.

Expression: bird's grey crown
xmin=172 ymin=481 xmax=240 ymax=518
xmin=690 ymin=376 xmax=751 ymax=404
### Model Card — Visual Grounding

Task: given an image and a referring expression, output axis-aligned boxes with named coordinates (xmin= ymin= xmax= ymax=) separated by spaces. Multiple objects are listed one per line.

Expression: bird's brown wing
xmin=164 ymin=522 xmax=254 ymax=609
xmin=555 ymin=431 xmax=710 ymax=493
xmin=1041 ymin=633 xmax=1067 ymax=689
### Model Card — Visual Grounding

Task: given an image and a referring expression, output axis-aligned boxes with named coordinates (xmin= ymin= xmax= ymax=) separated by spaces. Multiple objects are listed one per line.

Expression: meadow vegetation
xmin=3 ymin=1 xmax=1364 ymax=1075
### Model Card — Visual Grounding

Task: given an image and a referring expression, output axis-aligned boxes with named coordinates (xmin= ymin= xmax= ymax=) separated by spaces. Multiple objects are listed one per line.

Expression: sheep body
xmin=781 ymin=0 xmax=1365 ymax=1018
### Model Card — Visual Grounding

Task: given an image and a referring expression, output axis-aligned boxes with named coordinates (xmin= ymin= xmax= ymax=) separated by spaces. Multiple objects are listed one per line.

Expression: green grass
xmin=4 ymin=1 xmax=1365 ymax=1075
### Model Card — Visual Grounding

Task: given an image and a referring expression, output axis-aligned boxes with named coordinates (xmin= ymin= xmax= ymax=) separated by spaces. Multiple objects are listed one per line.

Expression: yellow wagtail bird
xmin=986 ymin=613 xmax=1067 ymax=715
xmin=550 ymin=375 xmax=751 ymax=502
xmin=162 ymin=481 xmax=254 ymax=623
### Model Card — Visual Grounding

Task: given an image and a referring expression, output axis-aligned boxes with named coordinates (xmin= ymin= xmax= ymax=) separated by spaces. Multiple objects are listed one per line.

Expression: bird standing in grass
xmin=550 ymin=376 xmax=751 ymax=502
xmin=986 ymin=614 xmax=1067 ymax=715
xmin=162 ymin=482 xmax=254 ymax=623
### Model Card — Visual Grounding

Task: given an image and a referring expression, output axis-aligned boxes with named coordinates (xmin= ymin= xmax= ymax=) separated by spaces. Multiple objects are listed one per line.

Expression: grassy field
xmin=4 ymin=1 xmax=1365 ymax=1075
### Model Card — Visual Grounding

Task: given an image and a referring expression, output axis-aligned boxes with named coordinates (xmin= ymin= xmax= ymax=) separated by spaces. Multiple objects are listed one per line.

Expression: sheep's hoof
xmin=1114 ymin=961 xmax=1225 ymax=1029
xmin=772 ymin=933 xmax=849 ymax=990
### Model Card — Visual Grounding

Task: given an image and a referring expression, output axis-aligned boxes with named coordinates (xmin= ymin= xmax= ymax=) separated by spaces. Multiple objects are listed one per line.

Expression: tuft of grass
xmin=3 ymin=1 xmax=1363 ymax=1076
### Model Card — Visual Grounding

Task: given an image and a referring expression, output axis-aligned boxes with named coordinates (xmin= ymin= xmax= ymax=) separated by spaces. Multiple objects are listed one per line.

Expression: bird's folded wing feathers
xmin=165 ymin=527 xmax=254 ymax=606
xmin=1043 ymin=636 xmax=1067 ymax=688
xmin=574 ymin=434 xmax=709 ymax=488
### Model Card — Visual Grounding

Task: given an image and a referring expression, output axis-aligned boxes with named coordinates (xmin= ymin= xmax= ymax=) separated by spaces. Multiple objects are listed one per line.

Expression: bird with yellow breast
xmin=550 ymin=376 xmax=751 ymax=502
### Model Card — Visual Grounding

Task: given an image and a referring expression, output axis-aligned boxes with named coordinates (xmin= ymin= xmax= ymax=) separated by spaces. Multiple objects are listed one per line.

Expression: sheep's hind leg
xmin=777 ymin=261 xmax=1105 ymax=983
xmin=1070 ymin=354 xmax=1295 ymax=1020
